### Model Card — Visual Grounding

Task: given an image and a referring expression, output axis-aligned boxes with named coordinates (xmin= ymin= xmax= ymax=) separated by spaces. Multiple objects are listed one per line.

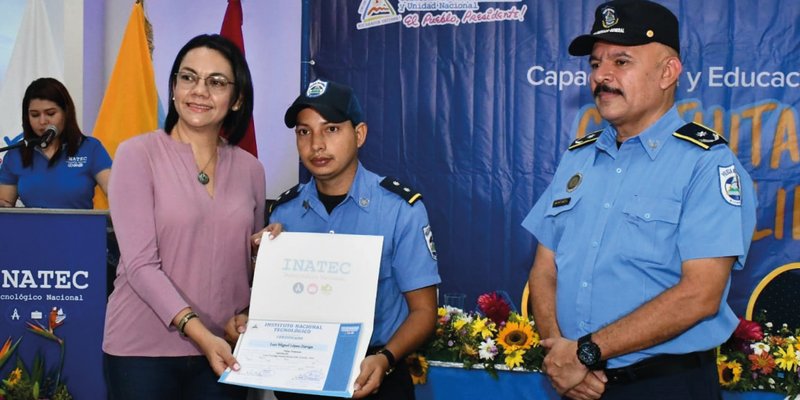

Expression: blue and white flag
xmin=0 ymin=0 xmax=62 ymax=158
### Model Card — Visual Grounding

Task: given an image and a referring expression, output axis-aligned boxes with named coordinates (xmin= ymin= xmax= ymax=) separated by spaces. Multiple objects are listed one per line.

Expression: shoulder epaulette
xmin=568 ymin=131 xmax=602 ymax=151
xmin=380 ymin=177 xmax=422 ymax=205
xmin=269 ymin=184 xmax=301 ymax=214
xmin=673 ymin=122 xmax=727 ymax=150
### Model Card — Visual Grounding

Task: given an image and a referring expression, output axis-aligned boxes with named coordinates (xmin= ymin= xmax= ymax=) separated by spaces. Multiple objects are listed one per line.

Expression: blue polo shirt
xmin=522 ymin=107 xmax=756 ymax=368
xmin=270 ymin=162 xmax=441 ymax=346
xmin=0 ymin=136 xmax=112 ymax=209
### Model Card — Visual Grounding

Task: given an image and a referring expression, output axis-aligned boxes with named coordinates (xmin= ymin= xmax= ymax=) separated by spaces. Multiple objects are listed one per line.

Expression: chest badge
xmin=566 ymin=173 xmax=582 ymax=192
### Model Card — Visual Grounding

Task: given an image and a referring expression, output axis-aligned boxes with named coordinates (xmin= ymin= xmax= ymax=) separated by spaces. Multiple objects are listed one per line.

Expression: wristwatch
xmin=576 ymin=333 xmax=606 ymax=370
xmin=375 ymin=348 xmax=396 ymax=375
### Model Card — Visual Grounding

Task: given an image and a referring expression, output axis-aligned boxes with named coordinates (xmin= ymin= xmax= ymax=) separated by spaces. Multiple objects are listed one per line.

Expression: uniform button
xmin=644 ymin=213 xmax=651 ymax=219
xmin=579 ymin=321 xmax=586 ymax=329
xmin=581 ymin=281 xmax=589 ymax=288
xmin=591 ymin=241 xmax=598 ymax=248
xmin=616 ymin=168 xmax=622 ymax=174
xmin=603 ymin=203 xmax=611 ymax=209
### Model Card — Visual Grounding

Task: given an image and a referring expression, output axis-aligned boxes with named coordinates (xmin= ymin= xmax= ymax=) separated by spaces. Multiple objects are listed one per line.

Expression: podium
xmin=0 ymin=208 xmax=109 ymax=399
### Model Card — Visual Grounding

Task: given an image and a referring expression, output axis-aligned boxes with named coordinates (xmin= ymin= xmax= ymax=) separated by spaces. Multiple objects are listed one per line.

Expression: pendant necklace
xmin=174 ymin=128 xmax=218 ymax=185
xmin=196 ymin=151 xmax=216 ymax=185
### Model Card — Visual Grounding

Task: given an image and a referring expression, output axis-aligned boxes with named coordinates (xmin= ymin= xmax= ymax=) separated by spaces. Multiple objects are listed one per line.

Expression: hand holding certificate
xmin=220 ymin=232 xmax=383 ymax=398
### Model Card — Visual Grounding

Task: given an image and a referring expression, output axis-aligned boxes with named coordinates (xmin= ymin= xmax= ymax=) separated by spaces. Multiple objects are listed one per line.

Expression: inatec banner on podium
xmin=0 ymin=208 xmax=108 ymax=399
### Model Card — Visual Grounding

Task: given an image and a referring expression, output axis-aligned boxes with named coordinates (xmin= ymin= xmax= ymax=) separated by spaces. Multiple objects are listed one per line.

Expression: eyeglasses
xmin=174 ymin=71 xmax=234 ymax=93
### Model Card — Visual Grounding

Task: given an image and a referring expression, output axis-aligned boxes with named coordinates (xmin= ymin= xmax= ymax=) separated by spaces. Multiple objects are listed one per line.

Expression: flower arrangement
xmin=412 ymin=294 xmax=799 ymax=398
xmin=413 ymin=292 xmax=544 ymax=378
xmin=717 ymin=313 xmax=800 ymax=396
xmin=0 ymin=309 xmax=73 ymax=400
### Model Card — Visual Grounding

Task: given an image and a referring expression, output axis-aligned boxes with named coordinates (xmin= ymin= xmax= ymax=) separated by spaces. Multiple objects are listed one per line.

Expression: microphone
xmin=39 ymin=125 xmax=58 ymax=149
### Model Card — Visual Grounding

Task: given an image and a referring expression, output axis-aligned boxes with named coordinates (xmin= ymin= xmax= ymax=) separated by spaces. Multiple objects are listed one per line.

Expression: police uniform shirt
xmin=0 ymin=136 xmax=112 ymax=209
xmin=270 ymin=162 xmax=441 ymax=346
xmin=521 ymin=107 xmax=757 ymax=368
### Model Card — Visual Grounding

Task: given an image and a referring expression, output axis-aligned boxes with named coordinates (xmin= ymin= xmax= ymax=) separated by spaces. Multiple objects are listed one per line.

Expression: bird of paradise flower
xmin=0 ymin=337 xmax=22 ymax=369
xmin=0 ymin=337 xmax=22 ymax=399
xmin=25 ymin=308 xmax=66 ymax=392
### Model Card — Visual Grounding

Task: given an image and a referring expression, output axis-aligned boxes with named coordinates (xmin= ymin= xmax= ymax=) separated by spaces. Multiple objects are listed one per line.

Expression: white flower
xmin=766 ymin=322 xmax=773 ymax=328
xmin=478 ymin=338 xmax=498 ymax=360
xmin=768 ymin=378 xmax=775 ymax=385
xmin=751 ymin=342 xmax=770 ymax=355
xmin=444 ymin=305 xmax=462 ymax=315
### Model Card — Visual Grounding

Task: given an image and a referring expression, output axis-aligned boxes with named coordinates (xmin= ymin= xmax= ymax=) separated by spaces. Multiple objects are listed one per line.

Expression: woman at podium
xmin=0 ymin=77 xmax=112 ymax=209
xmin=102 ymin=34 xmax=264 ymax=400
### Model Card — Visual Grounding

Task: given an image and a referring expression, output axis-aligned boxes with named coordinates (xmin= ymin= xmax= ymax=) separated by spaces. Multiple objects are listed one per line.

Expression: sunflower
xmin=717 ymin=360 xmax=743 ymax=387
xmin=6 ymin=367 xmax=22 ymax=386
xmin=406 ymin=353 xmax=429 ymax=385
xmin=497 ymin=321 xmax=537 ymax=352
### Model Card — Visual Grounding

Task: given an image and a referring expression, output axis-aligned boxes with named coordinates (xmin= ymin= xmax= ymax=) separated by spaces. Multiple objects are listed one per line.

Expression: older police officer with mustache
xmin=522 ymin=1 xmax=757 ymax=399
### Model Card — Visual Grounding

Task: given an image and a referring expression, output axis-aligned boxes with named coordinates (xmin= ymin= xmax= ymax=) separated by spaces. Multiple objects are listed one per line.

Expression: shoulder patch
xmin=568 ymin=130 xmax=602 ymax=151
xmin=380 ymin=177 xmax=422 ymax=205
xmin=673 ymin=122 xmax=727 ymax=150
xmin=269 ymin=184 xmax=300 ymax=214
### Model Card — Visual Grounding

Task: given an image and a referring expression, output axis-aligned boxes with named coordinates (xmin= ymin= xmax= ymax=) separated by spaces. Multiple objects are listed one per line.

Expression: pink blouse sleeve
xmin=108 ymin=138 xmax=188 ymax=327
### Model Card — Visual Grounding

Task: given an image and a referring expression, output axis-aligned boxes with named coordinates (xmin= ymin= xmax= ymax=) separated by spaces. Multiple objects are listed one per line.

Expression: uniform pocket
xmin=621 ymin=197 xmax=681 ymax=265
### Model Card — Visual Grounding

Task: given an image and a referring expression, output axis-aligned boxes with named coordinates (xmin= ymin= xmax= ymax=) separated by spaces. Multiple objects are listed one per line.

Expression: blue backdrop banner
xmin=305 ymin=0 xmax=799 ymax=318
xmin=0 ymin=210 xmax=107 ymax=399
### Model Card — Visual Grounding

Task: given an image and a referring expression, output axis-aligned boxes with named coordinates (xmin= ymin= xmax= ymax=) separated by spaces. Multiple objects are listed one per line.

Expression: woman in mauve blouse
xmin=103 ymin=34 xmax=264 ymax=400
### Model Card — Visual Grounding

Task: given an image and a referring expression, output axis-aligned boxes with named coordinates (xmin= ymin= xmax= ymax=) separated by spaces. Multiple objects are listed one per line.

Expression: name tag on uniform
xmin=552 ymin=198 xmax=571 ymax=208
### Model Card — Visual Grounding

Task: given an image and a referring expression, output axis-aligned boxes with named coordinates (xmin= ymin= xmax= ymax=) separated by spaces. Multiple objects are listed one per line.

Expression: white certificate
xmin=220 ymin=321 xmax=362 ymax=395
xmin=220 ymin=232 xmax=383 ymax=397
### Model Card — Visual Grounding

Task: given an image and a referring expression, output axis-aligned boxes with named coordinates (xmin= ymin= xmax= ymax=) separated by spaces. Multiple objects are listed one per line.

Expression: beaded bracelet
xmin=177 ymin=311 xmax=199 ymax=337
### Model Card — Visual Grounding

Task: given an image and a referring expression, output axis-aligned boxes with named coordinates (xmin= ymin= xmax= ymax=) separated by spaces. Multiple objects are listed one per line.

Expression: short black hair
xmin=163 ymin=34 xmax=254 ymax=145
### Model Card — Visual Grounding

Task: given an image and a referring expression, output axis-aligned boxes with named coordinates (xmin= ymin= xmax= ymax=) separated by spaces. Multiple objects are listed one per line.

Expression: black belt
xmin=605 ymin=349 xmax=716 ymax=385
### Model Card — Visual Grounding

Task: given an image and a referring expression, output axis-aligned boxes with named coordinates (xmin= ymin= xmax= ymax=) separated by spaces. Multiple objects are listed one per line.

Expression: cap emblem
xmin=306 ymin=79 xmax=328 ymax=98
xmin=601 ymin=6 xmax=618 ymax=29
